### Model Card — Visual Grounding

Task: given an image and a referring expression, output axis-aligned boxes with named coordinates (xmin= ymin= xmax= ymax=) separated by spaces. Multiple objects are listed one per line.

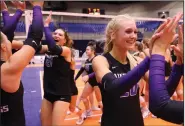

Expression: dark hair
xmin=95 ymin=39 xmax=105 ymax=54
xmin=135 ymin=41 xmax=143 ymax=52
xmin=142 ymin=38 xmax=150 ymax=48
xmin=87 ymin=41 xmax=96 ymax=52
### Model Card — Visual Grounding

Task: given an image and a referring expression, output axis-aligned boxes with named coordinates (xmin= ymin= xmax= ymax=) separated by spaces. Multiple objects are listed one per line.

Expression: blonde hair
xmin=104 ymin=14 xmax=135 ymax=53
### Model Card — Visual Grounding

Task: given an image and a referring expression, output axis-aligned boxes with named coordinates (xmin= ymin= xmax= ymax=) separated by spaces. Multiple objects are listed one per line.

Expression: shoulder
xmin=92 ymin=55 xmax=109 ymax=67
xmin=58 ymin=45 xmax=72 ymax=58
xmin=93 ymin=55 xmax=108 ymax=63
xmin=61 ymin=46 xmax=71 ymax=53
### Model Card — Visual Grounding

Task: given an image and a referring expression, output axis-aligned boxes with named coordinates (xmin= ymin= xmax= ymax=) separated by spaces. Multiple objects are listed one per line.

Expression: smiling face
xmin=113 ymin=19 xmax=138 ymax=51
xmin=104 ymin=15 xmax=138 ymax=53
xmin=86 ymin=46 xmax=95 ymax=57
xmin=52 ymin=29 xmax=66 ymax=46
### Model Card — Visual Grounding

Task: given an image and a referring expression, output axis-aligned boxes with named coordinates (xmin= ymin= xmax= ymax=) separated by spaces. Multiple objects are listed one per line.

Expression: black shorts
xmin=70 ymin=81 xmax=78 ymax=96
xmin=88 ymin=77 xmax=99 ymax=87
xmin=44 ymin=92 xmax=71 ymax=103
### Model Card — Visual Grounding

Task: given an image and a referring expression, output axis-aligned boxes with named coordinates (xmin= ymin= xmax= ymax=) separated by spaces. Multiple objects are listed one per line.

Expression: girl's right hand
xmin=44 ymin=11 xmax=52 ymax=27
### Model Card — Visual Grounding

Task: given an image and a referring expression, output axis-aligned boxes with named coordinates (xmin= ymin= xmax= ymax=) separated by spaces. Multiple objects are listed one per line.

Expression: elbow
xmin=149 ymin=104 xmax=161 ymax=117
xmin=149 ymin=106 xmax=156 ymax=115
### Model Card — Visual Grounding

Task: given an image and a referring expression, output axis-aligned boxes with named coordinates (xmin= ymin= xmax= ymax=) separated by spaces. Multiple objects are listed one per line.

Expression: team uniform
xmin=75 ymin=56 xmax=98 ymax=87
xmin=0 ymin=61 xmax=25 ymax=126
xmin=43 ymin=50 xmax=71 ymax=103
xmin=70 ymin=69 xmax=78 ymax=96
xmin=100 ymin=53 xmax=144 ymax=126
xmin=149 ymin=55 xmax=183 ymax=124
xmin=165 ymin=61 xmax=172 ymax=77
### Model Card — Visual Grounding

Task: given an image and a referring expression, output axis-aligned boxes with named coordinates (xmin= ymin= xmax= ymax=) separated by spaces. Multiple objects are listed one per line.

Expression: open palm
xmin=0 ymin=1 xmax=8 ymax=11
xmin=151 ymin=12 xmax=183 ymax=56
xmin=29 ymin=1 xmax=44 ymax=7
xmin=11 ymin=1 xmax=26 ymax=11
xmin=44 ymin=11 xmax=52 ymax=27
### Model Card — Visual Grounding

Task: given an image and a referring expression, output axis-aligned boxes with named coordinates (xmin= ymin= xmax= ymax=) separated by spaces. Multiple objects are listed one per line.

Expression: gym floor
xmin=22 ymin=64 xmax=180 ymax=126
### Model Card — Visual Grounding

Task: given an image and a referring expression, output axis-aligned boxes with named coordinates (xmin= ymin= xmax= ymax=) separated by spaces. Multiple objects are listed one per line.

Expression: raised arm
xmin=92 ymin=55 xmax=150 ymax=96
xmin=1 ymin=2 xmax=44 ymax=93
xmin=149 ymin=12 xmax=183 ymax=124
xmin=43 ymin=11 xmax=71 ymax=57
xmin=1 ymin=1 xmax=25 ymax=42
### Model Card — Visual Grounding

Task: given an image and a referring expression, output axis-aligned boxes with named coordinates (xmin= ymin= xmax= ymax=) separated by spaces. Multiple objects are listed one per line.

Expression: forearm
xmin=149 ymin=55 xmax=171 ymax=114
xmin=44 ymin=26 xmax=56 ymax=48
xmin=31 ymin=6 xmax=44 ymax=42
xmin=153 ymin=100 xmax=183 ymax=124
xmin=102 ymin=57 xmax=150 ymax=95
xmin=6 ymin=46 xmax=35 ymax=73
xmin=165 ymin=63 xmax=183 ymax=96
xmin=2 ymin=9 xmax=23 ymax=42
xmin=2 ymin=10 xmax=10 ymax=26
xmin=75 ymin=67 xmax=85 ymax=80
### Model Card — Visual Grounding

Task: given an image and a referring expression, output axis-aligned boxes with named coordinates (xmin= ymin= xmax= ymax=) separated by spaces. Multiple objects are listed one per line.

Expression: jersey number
xmin=0 ymin=105 xmax=9 ymax=113
xmin=45 ymin=56 xmax=53 ymax=67
xmin=120 ymin=84 xmax=138 ymax=98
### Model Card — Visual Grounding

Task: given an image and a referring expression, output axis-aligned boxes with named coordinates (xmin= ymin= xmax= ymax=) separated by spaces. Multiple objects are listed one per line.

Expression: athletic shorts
xmin=44 ymin=92 xmax=71 ymax=103
xmin=88 ymin=76 xmax=99 ymax=87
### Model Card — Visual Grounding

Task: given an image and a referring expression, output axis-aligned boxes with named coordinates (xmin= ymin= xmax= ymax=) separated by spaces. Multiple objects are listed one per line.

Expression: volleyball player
xmin=133 ymin=42 xmax=150 ymax=118
xmin=1 ymin=1 xmax=44 ymax=126
xmin=40 ymin=11 xmax=73 ymax=126
xmin=1 ymin=1 xmax=25 ymax=42
xmin=141 ymin=36 xmax=177 ymax=117
xmin=171 ymin=40 xmax=184 ymax=101
xmin=149 ymin=14 xmax=183 ymax=124
xmin=92 ymin=14 xmax=152 ymax=126
xmin=75 ymin=43 xmax=101 ymax=113
xmin=134 ymin=41 xmax=146 ymax=59
xmin=91 ymin=13 xmax=183 ymax=126
xmin=75 ymin=42 xmax=102 ymax=125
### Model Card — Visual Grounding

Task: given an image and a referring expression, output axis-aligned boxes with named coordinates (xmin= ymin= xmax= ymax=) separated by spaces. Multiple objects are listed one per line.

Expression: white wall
xmin=118 ymin=1 xmax=183 ymax=18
